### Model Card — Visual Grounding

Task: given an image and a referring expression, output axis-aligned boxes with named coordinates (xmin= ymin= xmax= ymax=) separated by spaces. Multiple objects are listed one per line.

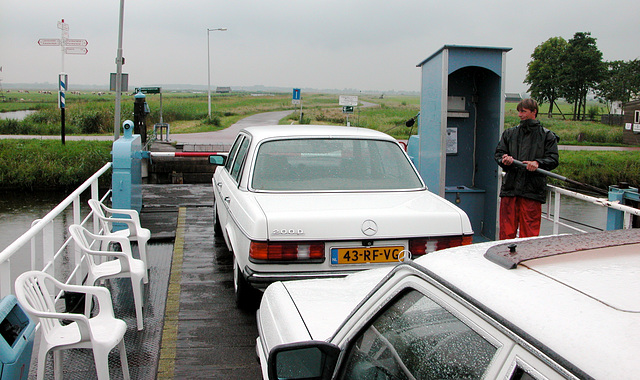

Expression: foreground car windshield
xmin=252 ymin=138 xmax=423 ymax=191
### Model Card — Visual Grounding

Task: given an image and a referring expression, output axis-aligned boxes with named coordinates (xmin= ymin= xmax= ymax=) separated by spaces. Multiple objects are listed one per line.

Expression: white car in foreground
xmin=210 ymin=125 xmax=472 ymax=308
xmin=256 ymin=229 xmax=640 ymax=379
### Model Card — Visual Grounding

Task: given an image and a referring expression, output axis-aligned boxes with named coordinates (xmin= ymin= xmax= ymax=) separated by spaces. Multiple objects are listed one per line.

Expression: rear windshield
xmin=251 ymin=138 xmax=424 ymax=191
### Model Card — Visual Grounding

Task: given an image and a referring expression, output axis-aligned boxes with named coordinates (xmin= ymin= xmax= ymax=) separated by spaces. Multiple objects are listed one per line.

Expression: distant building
xmin=216 ymin=87 xmax=231 ymax=93
xmin=505 ymin=93 xmax=523 ymax=103
xmin=608 ymin=101 xmax=623 ymax=115
xmin=622 ymin=99 xmax=640 ymax=145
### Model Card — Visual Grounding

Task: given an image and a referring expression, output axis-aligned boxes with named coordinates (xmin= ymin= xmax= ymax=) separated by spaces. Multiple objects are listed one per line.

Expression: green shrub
xmin=0 ymin=119 xmax=23 ymax=134
xmin=202 ymin=116 xmax=221 ymax=127
xmin=70 ymin=109 xmax=111 ymax=134
xmin=0 ymin=140 xmax=112 ymax=190
xmin=554 ymin=151 xmax=640 ymax=189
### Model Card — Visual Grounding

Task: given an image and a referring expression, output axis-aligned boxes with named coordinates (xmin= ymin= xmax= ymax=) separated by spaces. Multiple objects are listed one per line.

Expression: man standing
xmin=495 ymin=99 xmax=559 ymax=240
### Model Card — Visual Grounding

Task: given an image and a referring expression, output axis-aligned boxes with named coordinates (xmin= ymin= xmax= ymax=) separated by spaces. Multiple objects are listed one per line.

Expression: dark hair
xmin=517 ymin=99 xmax=538 ymax=116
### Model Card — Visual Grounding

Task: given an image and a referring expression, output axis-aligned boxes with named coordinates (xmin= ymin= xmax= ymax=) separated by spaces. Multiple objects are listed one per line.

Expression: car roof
xmin=273 ymin=230 xmax=640 ymax=378
xmin=240 ymin=124 xmax=398 ymax=142
xmin=413 ymin=229 xmax=640 ymax=379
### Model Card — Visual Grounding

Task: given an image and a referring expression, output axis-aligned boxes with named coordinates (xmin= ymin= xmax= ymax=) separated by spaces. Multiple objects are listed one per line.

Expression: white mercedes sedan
xmin=210 ymin=125 xmax=473 ymax=308
xmin=257 ymin=229 xmax=640 ymax=380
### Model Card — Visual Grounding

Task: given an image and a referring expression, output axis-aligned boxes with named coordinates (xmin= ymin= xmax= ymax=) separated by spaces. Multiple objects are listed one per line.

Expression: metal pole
xmin=114 ymin=0 xmax=125 ymax=140
xmin=511 ymin=159 xmax=608 ymax=195
xmin=206 ymin=28 xmax=226 ymax=120
xmin=207 ymin=29 xmax=211 ymax=119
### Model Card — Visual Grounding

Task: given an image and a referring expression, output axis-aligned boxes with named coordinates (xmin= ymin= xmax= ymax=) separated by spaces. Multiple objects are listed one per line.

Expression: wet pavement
xmin=145 ymin=184 xmax=262 ymax=379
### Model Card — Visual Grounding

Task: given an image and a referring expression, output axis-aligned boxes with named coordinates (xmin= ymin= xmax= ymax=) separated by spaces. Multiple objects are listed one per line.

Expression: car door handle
xmin=223 ymin=196 xmax=230 ymax=204
xmin=216 ymin=182 xmax=223 ymax=188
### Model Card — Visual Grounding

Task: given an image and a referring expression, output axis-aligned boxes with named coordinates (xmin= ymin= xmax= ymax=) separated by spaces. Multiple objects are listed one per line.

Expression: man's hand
xmin=501 ymin=154 xmax=513 ymax=166
xmin=523 ymin=160 xmax=539 ymax=171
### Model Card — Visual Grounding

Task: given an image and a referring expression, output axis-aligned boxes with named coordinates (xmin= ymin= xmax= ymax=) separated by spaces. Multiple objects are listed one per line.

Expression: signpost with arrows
xmin=38 ymin=19 xmax=88 ymax=144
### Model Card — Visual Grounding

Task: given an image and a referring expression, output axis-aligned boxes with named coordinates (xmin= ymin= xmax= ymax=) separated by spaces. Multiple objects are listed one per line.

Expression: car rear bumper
xmin=245 ymin=266 xmax=360 ymax=290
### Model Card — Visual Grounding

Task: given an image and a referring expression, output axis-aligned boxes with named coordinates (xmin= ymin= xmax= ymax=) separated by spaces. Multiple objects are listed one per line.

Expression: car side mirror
xmin=268 ymin=341 xmax=341 ymax=380
xmin=209 ymin=154 xmax=226 ymax=166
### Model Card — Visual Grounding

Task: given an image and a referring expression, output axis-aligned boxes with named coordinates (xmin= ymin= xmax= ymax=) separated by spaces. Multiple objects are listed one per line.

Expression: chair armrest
xmin=56 ymin=283 xmax=116 ymax=317
xmin=32 ymin=310 xmax=93 ymax=339
xmin=81 ymin=232 xmax=137 ymax=272
xmin=102 ymin=205 xmax=141 ymax=223
xmin=97 ymin=215 xmax=143 ymax=235
xmin=89 ymin=232 xmax=132 ymax=249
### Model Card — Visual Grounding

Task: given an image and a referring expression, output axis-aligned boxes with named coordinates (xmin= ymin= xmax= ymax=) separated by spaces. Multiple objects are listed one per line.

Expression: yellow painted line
xmin=157 ymin=207 xmax=186 ymax=379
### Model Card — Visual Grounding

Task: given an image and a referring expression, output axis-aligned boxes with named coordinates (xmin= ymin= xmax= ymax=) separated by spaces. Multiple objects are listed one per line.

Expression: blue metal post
xmin=607 ymin=186 xmax=640 ymax=230
xmin=112 ymin=120 xmax=142 ymax=215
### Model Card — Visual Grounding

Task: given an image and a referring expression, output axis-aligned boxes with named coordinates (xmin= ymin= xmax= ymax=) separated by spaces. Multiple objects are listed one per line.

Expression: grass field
xmin=1 ymin=91 xmax=623 ymax=143
xmin=0 ymin=90 xmax=638 ymax=190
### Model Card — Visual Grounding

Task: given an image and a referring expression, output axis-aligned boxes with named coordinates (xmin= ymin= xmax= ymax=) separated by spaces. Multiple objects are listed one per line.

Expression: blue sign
xmin=292 ymin=88 xmax=301 ymax=101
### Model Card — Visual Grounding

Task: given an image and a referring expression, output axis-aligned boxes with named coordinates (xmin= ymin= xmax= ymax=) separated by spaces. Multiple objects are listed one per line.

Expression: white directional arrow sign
xmin=65 ymin=47 xmax=88 ymax=55
xmin=38 ymin=20 xmax=89 ymax=71
xmin=65 ymin=39 xmax=88 ymax=46
xmin=38 ymin=38 xmax=61 ymax=46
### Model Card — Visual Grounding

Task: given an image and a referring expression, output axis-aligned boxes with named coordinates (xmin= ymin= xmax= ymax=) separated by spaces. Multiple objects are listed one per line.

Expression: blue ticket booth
xmin=408 ymin=45 xmax=511 ymax=241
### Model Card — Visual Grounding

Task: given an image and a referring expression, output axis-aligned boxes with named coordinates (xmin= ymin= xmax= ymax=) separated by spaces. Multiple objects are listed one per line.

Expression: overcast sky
xmin=1 ymin=0 xmax=639 ymax=94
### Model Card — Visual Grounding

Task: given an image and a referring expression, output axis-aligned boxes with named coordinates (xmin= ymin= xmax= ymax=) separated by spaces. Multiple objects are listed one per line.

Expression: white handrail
xmin=0 ymin=162 xmax=112 ymax=297
xmin=543 ymin=184 xmax=640 ymax=235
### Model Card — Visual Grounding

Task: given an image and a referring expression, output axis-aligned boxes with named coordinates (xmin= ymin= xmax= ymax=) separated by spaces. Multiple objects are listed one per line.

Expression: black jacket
xmin=494 ymin=119 xmax=559 ymax=203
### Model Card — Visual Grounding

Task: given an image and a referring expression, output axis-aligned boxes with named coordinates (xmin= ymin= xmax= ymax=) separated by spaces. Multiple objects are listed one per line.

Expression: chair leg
xmin=53 ymin=350 xmax=63 ymax=380
xmin=119 ymin=339 xmax=131 ymax=380
xmin=139 ymin=242 xmax=149 ymax=284
xmin=84 ymin=293 xmax=93 ymax=317
xmin=92 ymin=347 xmax=112 ymax=380
xmin=36 ymin=342 xmax=49 ymax=380
xmin=132 ymin=276 xmax=144 ymax=330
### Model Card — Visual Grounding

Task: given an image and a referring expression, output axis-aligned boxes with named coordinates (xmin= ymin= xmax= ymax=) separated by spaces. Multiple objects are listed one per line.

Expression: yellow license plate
xmin=330 ymin=246 xmax=404 ymax=265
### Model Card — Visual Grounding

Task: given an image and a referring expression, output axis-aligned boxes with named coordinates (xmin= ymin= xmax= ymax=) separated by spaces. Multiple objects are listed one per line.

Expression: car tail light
xmin=250 ymin=241 xmax=325 ymax=262
xmin=409 ymin=235 xmax=473 ymax=256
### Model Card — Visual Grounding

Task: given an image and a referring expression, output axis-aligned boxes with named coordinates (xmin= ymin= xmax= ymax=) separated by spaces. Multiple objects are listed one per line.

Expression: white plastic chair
xmin=69 ymin=224 xmax=147 ymax=331
xmin=88 ymin=199 xmax=151 ymax=283
xmin=14 ymin=270 xmax=130 ymax=380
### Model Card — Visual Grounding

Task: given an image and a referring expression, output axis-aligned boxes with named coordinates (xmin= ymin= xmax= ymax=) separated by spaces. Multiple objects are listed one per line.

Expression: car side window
xmin=230 ymin=137 xmax=250 ymax=183
xmin=340 ymin=289 xmax=498 ymax=379
xmin=224 ymin=135 xmax=244 ymax=173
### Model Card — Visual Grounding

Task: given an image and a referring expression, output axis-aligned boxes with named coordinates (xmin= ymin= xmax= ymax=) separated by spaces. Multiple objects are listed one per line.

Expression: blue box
xmin=0 ymin=295 xmax=35 ymax=380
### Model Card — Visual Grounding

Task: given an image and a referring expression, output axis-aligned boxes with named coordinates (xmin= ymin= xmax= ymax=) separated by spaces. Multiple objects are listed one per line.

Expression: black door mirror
xmin=209 ymin=154 xmax=226 ymax=165
xmin=268 ymin=341 xmax=340 ymax=380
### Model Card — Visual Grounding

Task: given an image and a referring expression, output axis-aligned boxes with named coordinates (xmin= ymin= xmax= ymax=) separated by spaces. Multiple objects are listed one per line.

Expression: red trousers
xmin=499 ymin=196 xmax=542 ymax=240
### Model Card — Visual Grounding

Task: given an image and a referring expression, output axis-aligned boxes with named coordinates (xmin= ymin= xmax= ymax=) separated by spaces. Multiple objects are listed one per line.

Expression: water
xmin=0 ymin=191 xmax=69 ymax=250
xmin=0 ymin=191 xmax=77 ymax=278
xmin=541 ymin=194 xmax=609 ymax=235
xmin=0 ymin=110 xmax=37 ymax=120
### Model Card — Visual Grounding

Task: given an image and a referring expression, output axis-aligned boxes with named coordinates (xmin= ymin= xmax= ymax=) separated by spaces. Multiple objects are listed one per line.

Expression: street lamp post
xmin=114 ymin=0 xmax=126 ymax=140
xmin=207 ymin=27 xmax=227 ymax=119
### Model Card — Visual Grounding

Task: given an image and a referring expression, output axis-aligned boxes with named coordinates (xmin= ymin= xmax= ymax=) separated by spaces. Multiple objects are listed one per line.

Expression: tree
xmin=597 ymin=59 xmax=640 ymax=111
xmin=525 ymin=37 xmax=568 ymax=118
xmin=561 ymin=32 xmax=605 ymax=120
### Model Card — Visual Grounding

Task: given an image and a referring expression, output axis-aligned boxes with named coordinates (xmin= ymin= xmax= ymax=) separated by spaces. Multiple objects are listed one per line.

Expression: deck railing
xmin=543 ymin=184 xmax=640 ymax=234
xmin=0 ymin=162 xmax=112 ymax=298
